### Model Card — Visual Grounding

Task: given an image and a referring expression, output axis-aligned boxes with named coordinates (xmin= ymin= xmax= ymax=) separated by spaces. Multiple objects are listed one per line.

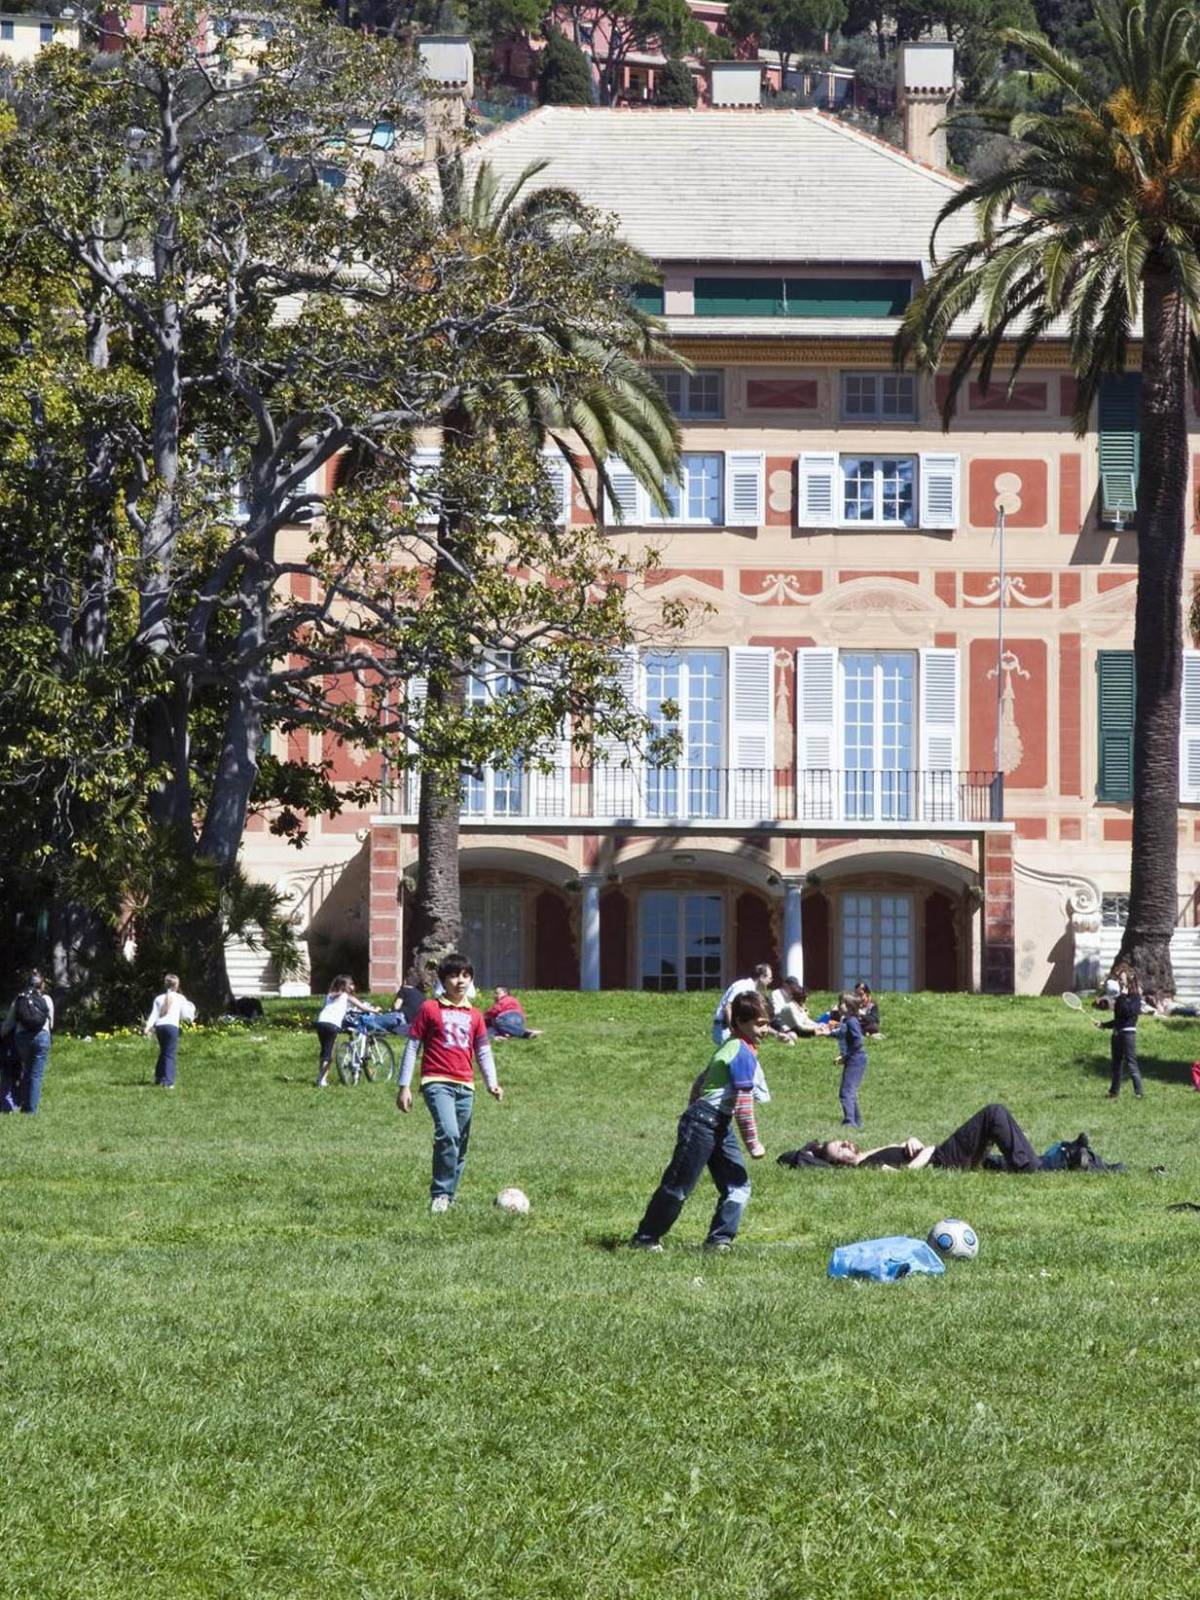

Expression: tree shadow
xmin=1072 ymin=1046 xmax=1200 ymax=1088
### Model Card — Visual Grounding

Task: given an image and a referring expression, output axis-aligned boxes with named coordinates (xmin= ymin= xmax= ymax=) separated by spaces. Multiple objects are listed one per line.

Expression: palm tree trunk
xmin=408 ymin=672 xmax=467 ymax=971
xmin=1118 ymin=262 xmax=1190 ymax=992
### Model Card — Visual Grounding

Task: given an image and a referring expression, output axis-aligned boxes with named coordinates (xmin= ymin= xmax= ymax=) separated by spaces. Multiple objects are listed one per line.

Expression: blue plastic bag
xmin=827 ymin=1235 xmax=946 ymax=1282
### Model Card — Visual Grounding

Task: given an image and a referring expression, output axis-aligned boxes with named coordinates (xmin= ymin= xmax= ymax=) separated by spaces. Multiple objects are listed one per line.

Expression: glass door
xmin=839 ymin=892 xmax=913 ymax=992
xmin=639 ymin=891 xmax=724 ymax=991
xmin=841 ymin=652 xmax=915 ymax=820
xmin=460 ymin=889 xmax=524 ymax=987
xmin=644 ymin=651 xmax=724 ymax=819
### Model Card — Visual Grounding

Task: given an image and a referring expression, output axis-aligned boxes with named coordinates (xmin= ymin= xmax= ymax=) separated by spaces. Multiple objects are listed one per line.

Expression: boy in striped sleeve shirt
xmin=396 ymin=953 xmax=502 ymax=1213
xmin=631 ymin=992 xmax=771 ymax=1253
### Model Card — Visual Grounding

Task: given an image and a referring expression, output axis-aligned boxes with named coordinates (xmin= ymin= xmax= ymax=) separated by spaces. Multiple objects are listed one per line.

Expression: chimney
xmin=418 ymin=34 xmax=474 ymax=160
xmin=708 ymin=60 xmax=763 ymax=108
xmin=896 ymin=42 xmax=954 ymax=167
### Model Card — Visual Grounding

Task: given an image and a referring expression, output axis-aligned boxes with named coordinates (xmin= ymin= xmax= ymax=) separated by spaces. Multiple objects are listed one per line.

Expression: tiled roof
xmin=473 ymin=107 xmax=976 ymax=267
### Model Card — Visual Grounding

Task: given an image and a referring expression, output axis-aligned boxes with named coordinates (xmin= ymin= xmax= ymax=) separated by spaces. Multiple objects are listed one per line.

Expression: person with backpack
xmin=0 ymin=968 xmax=55 ymax=1114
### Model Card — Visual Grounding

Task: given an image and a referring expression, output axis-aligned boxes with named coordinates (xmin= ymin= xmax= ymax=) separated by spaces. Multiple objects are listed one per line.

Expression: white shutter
xmin=798 ymin=453 xmax=839 ymax=528
xmin=725 ymin=451 xmax=765 ymax=528
xmin=1180 ymin=650 xmax=1200 ymax=802
xmin=594 ymin=649 xmax=643 ymax=817
xmin=404 ymin=675 xmax=427 ymax=815
xmin=411 ymin=446 xmax=441 ymax=525
xmin=919 ymin=452 xmax=960 ymax=530
xmin=728 ymin=646 xmax=774 ymax=819
xmin=543 ymin=450 xmax=571 ymax=527
xmin=531 ymin=717 xmax=572 ymax=817
xmin=796 ymin=647 xmax=838 ymax=820
xmin=919 ymin=647 xmax=960 ymax=820
xmin=604 ymin=456 xmax=643 ymax=525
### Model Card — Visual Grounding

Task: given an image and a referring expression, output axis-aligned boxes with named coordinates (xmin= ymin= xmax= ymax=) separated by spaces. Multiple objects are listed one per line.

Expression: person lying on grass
xmin=778 ymin=1103 xmax=1118 ymax=1173
xmin=630 ymin=992 xmax=772 ymax=1254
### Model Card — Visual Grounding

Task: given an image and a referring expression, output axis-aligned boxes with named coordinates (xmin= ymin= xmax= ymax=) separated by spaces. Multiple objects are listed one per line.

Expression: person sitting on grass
xmin=777 ymin=1103 xmax=1117 ymax=1173
xmin=770 ymin=979 xmax=829 ymax=1037
xmin=854 ymin=981 xmax=881 ymax=1037
xmin=630 ymin=992 xmax=771 ymax=1254
xmin=484 ymin=987 xmax=543 ymax=1041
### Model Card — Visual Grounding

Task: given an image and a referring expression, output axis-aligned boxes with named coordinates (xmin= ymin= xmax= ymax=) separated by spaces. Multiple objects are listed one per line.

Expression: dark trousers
xmin=633 ymin=1101 xmax=751 ymax=1247
xmin=154 ymin=1024 xmax=180 ymax=1086
xmin=839 ymin=1054 xmax=867 ymax=1126
xmin=931 ymin=1103 xmax=1042 ymax=1172
xmin=315 ymin=1022 xmax=340 ymax=1072
xmin=1109 ymin=1031 xmax=1144 ymax=1097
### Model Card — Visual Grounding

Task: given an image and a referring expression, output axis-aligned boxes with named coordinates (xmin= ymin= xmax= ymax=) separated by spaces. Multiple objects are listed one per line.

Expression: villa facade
xmin=242 ymin=99 xmax=1200 ymax=999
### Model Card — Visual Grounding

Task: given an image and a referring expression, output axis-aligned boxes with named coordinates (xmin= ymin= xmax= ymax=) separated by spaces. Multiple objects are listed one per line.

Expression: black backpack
xmin=13 ymin=990 xmax=49 ymax=1030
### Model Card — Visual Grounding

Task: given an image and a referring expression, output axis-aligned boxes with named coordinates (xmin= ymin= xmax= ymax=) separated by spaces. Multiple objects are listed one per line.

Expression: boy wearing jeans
xmin=396 ymin=954 xmax=502 ymax=1213
xmin=631 ymin=992 xmax=771 ymax=1253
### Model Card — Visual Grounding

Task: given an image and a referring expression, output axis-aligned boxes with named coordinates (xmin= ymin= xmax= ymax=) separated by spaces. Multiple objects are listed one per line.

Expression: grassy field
xmin=3 ymin=990 xmax=1200 ymax=1599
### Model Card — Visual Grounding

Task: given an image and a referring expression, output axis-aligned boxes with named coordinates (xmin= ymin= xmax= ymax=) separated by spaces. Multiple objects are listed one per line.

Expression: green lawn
xmin=3 ymin=991 xmax=1200 ymax=1599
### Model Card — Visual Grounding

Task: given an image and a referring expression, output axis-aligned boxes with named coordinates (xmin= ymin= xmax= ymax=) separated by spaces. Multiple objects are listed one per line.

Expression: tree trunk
xmin=1117 ymin=262 xmax=1190 ymax=992
xmin=408 ymin=681 xmax=467 ymax=972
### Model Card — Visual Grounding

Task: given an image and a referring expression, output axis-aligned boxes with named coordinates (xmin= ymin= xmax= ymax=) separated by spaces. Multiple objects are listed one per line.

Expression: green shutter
xmin=693 ymin=276 xmax=910 ymax=318
xmin=783 ymin=277 xmax=911 ymax=317
xmin=631 ymin=282 xmax=664 ymax=315
xmin=1097 ymin=650 xmax=1136 ymax=802
xmin=694 ymin=277 xmax=786 ymax=316
xmin=1098 ymin=373 xmax=1140 ymax=525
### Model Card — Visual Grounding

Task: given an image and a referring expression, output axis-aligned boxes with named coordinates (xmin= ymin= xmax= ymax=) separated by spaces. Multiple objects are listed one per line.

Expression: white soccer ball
xmin=494 ymin=1187 xmax=531 ymax=1216
xmin=927 ymin=1218 xmax=979 ymax=1260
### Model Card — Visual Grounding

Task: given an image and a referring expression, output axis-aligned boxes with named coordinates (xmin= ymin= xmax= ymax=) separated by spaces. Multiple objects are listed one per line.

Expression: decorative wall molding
xmin=963 ymin=574 xmax=1053 ymax=609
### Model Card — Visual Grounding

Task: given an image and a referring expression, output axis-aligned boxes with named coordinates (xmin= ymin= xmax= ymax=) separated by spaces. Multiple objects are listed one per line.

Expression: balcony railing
xmin=381 ymin=766 xmax=1004 ymax=825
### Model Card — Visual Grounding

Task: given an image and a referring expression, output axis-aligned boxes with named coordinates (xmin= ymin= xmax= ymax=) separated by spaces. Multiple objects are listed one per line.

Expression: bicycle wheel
xmin=364 ymin=1035 xmax=397 ymax=1083
xmin=334 ymin=1036 xmax=359 ymax=1085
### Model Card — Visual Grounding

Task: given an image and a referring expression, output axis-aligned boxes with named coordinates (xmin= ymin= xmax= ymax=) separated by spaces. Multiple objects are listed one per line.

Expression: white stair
xmin=224 ymin=928 xmax=279 ymax=998
xmin=1095 ymin=926 xmax=1200 ymax=998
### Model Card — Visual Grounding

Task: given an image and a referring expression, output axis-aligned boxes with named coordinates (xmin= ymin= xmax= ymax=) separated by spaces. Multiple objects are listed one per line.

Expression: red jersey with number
xmin=409 ymin=998 xmax=488 ymax=1085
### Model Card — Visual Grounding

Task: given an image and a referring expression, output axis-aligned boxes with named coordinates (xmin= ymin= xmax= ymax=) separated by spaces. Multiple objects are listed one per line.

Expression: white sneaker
xmin=430 ymin=1195 xmax=451 ymax=1215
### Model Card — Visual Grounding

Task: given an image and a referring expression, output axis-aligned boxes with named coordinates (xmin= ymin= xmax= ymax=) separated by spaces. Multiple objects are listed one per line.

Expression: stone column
xmin=781 ymin=877 xmax=805 ymax=982
xmin=579 ymin=874 xmax=603 ymax=992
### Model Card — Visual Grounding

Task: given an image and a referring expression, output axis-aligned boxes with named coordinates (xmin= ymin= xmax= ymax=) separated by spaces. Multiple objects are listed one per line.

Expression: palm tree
xmin=897 ymin=0 xmax=1200 ymax=992
xmin=406 ymin=155 xmax=681 ymax=971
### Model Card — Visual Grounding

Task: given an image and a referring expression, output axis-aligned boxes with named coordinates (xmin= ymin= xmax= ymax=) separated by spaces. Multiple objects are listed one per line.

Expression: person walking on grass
xmin=631 ymin=991 xmax=771 ymax=1254
xmin=143 ymin=974 xmax=197 ymax=1089
xmin=0 ymin=968 xmax=54 ymax=1115
xmin=314 ymin=975 xmax=377 ymax=1088
xmin=1104 ymin=970 xmax=1145 ymax=1101
xmin=836 ymin=992 xmax=868 ymax=1129
xmin=396 ymin=953 xmax=502 ymax=1214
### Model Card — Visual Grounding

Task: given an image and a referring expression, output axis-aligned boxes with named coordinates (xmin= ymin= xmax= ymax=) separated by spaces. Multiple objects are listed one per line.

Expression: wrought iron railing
xmin=381 ymin=766 xmax=1004 ymax=825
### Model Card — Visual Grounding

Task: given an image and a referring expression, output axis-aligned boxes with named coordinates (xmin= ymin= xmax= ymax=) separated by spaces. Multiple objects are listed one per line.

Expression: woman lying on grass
xmin=778 ymin=1103 xmax=1119 ymax=1173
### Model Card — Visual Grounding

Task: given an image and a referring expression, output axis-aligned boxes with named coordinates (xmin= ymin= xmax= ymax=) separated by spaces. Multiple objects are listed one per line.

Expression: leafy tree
xmin=537 ymin=26 xmax=593 ymax=102
xmin=726 ymin=0 xmax=847 ymax=87
xmin=560 ymin=0 xmax=707 ymax=105
xmin=655 ymin=55 xmax=698 ymax=103
xmin=898 ymin=0 xmax=1200 ymax=991
xmin=402 ymin=154 xmax=684 ymax=966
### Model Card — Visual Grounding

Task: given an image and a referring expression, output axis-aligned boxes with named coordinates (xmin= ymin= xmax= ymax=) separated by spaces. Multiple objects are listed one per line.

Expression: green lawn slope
xmin=2 ymin=991 xmax=1198 ymax=1598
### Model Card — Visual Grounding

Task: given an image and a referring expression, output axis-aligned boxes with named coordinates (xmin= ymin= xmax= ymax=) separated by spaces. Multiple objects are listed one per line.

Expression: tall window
xmin=842 ymin=652 xmax=916 ymax=820
xmin=640 ymin=892 xmax=723 ymax=991
xmin=841 ymin=373 xmax=917 ymax=422
xmin=649 ymin=453 xmax=722 ymax=525
xmin=643 ymin=650 xmax=724 ymax=818
xmin=654 ymin=369 xmax=724 ymax=420
xmin=840 ymin=893 xmax=914 ymax=991
xmin=841 ymin=457 xmax=916 ymax=527
xmin=462 ymin=889 xmax=523 ymax=987
xmin=463 ymin=654 xmax=523 ymax=817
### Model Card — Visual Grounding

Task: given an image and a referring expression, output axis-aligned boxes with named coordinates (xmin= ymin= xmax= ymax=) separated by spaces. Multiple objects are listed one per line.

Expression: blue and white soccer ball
xmin=927 ymin=1218 xmax=979 ymax=1260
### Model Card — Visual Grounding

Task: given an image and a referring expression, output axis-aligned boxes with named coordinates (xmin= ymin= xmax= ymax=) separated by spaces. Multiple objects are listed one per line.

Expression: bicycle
xmin=334 ymin=1013 xmax=399 ymax=1085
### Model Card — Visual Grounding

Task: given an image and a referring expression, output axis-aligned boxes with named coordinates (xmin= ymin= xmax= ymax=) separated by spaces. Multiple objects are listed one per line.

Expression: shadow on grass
xmin=1072 ymin=1048 xmax=1200 ymax=1089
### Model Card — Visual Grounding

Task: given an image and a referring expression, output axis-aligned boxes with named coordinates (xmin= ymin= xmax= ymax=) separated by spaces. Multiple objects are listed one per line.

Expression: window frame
xmin=840 ymin=371 xmax=918 ymax=423
xmin=647 ymin=451 xmax=724 ymax=526
xmin=653 ymin=367 xmax=725 ymax=421
xmin=839 ymin=454 xmax=917 ymax=529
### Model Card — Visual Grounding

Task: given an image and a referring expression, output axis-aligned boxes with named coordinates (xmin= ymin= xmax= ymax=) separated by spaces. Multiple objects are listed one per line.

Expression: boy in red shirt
xmin=396 ymin=953 xmax=502 ymax=1213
